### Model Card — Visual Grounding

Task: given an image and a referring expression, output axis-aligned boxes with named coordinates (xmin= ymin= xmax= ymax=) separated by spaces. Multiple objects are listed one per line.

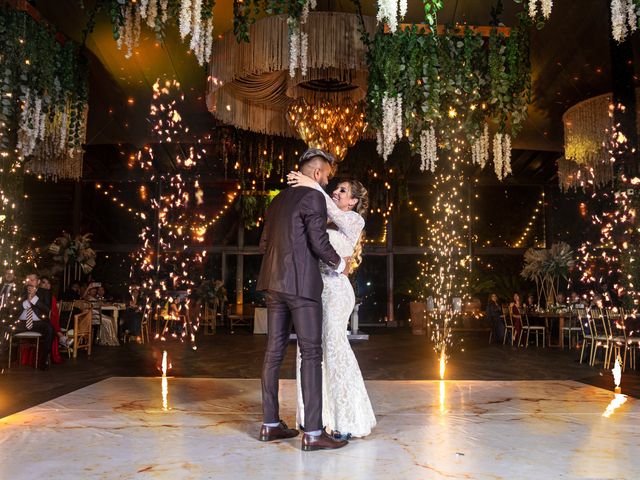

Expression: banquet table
xmin=527 ymin=311 xmax=575 ymax=348
xmin=100 ymin=303 xmax=127 ymax=337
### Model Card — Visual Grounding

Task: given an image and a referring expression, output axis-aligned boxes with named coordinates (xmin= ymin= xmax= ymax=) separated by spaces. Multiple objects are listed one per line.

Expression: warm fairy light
xmin=512 ymin=191 xmax=545 ymax=248
xmin=576 ymin=103 xmax=640 ymax=308
xmin=287 ymin=98 xmax=367 ymax=161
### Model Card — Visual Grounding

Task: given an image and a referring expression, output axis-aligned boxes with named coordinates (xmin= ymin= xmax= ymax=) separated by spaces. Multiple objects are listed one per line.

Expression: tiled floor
xmin=1 ymin=331 xmax=638 ymax=419
xmin=0 ymin=377 xmax=637 ymax=479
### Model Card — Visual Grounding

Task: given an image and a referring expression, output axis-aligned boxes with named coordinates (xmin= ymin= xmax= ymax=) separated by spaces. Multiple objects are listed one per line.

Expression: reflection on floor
xmin=1 ymin=378 xmax=637 ymax=479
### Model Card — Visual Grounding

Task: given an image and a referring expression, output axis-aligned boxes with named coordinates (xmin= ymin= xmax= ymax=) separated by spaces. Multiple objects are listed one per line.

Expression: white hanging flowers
xmin=288 ymin=1 xmax=314 ymax=77
xmin=377 ymin=0 xmax=405 ymax=33
xmin=492 ymin=133 xmax=512 ymax=180
xmin=179 ymin=0 xmax=193 ymax=39
xmin=189 ymin=0 xmax=203 ymax=60
xmin=289 ymin=22 xmax=301 ymax=78
xmin=528 ymin=0 xmax=553 ymax=20
xmin=114 ymin=1 xmax=213 ymax=65
xmin=611 ymin=0 xmax=638 ymax=43
xmin=471 ymin=123 xmax=490 ymax=169
xmin=377 ymin=93 xmax=403 ymax=161
xmin=420 ymin=126 xmax=438 ymax=172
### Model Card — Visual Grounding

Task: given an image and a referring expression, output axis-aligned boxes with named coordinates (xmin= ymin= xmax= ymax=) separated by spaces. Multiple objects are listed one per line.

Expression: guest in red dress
xmin=40 ymin=276 xmax=71 ymax=363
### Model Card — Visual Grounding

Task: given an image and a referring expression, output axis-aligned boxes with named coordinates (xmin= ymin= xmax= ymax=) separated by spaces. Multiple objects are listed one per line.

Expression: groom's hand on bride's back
xmin=341 ymin=257 xmax=352 ymax=276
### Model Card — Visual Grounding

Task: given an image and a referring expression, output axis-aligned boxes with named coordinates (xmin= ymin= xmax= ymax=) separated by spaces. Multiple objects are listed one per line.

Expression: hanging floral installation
xmin=0 ymin=3 xmax=89 ymax=279
xmin=527 ymin=0 xmax=553 ymax=21
xmin=0 ymin=5 xmax=89 ymax=181
xmin=610 ymin=0 xmax=640 ymax=43
xmin=92 ymin=0 xmax=216 ymax=66
xmin=366 ymin=13 xmax=531 ymax=177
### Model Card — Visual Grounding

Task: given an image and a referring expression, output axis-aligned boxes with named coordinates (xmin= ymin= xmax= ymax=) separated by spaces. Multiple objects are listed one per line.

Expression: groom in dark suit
xmin=257 ymin=148 xmax=351 ymax=451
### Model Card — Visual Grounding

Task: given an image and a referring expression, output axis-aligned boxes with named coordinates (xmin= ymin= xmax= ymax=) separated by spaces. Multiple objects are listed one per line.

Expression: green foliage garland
xmin=366 ymin=13 xmax=532 ymax=154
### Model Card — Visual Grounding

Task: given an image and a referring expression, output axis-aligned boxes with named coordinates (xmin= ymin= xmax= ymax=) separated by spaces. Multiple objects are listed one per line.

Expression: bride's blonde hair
xmin=344 ymin=180 xmax=368 ymax=272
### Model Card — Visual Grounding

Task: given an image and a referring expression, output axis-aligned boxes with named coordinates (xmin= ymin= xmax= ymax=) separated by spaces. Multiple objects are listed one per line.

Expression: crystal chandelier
xmin=286 ymin=98 xmax=367 ymax=161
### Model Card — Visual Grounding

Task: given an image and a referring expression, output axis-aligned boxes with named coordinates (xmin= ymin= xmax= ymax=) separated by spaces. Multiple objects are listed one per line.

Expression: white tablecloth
xmin=253 ymin=307 xmax=268 ymax=334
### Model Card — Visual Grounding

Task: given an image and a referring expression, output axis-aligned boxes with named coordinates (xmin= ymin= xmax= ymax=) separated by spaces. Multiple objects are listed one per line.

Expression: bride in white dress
xmin=287 ymin=172 xmax=376 ymax=439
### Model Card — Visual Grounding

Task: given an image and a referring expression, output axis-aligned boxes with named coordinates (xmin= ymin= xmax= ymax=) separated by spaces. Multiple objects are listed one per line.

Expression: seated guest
xmin=61 ymin=281 xmax=82 ymax=301
xmin=486 ymin=293 xmax=503 ymax=343
xmin=555 ymin=292 xmax=567 ymax=307
xmin=524 ymin=293 xmax=536 ymax=312
xmin=123 ymin=284 xmax=143 ymax=340
xmin=97 ymin=285 xmax=113 ymax=302
xmin=0 ymin=268 xmax=17 ymax=312
xmin=589 ymin=294 xmax=604 ymax=310
xmin=510 ymin=293 xmax=523 ymax=343
xmin=39 ymin=276 xmax=71 ymax=364
xmin=569 ymin=291 xmax=582 ymax=307
xmin=84 ymin=283 xmax=119 ymax=346
xmin=13 ymin=273 xmax=53 ymax=369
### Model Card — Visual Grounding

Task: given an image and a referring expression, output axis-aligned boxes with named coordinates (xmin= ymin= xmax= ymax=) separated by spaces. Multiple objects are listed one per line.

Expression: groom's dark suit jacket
xmin=257 ymin=186 xmax=340 ymax=302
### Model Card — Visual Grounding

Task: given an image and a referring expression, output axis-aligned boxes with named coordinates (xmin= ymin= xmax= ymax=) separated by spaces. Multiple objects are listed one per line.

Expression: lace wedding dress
xmin=296 ymin=187 xmax=376 ymax=437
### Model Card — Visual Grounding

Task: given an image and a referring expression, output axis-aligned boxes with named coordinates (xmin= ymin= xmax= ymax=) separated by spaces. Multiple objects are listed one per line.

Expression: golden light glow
xmin=286 ymin=98 xmax=367 ymax=161
xmin=602 ymin=393 xmax=627 ymax=418
xmin=161 ymin=350 xmax=171 ymax=411
xmin=439 ymin=351 xmax=446 ymax=380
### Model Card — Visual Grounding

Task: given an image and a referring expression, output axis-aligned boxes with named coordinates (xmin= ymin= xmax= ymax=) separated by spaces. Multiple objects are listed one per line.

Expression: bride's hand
xmin=286 ymin=171 xmax=317 ymax=188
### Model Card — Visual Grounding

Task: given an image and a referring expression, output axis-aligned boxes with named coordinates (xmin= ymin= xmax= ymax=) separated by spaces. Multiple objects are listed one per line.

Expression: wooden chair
xmin=626 ymin=336 xmax=640 ymax=370
xmin=501 ymin=305 xmax=515 ymax=345
xmin=228 ymin=304 xmax=255 ymax=333
xmin=590 ymin=308 xmax=611 ymax=366
xmin=578 ymin=309 xmax=595 ymax=364
xmin=58 ymin=301 xmax=74 ymax=331
xmin=518 ymin=312 xmax=545 ymax=347
xmin=561 ymin=310 xmax=583 ymax=349
xmin=68 ymin=310 xmax=92 ymax=359
xmin=59 ymin=300 xmax=92 ymax=358
xmin=604 ymin=309 xmax=628 ymax=371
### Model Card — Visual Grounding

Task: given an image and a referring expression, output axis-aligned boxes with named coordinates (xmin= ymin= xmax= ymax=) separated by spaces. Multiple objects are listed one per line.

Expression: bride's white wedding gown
xmin=296 ymin=188 xmax=376 ymax=437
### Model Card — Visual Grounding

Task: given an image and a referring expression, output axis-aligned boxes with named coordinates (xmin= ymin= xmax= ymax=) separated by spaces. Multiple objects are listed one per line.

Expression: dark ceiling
xmin=27 ymin=0 xmax=638 ymax=171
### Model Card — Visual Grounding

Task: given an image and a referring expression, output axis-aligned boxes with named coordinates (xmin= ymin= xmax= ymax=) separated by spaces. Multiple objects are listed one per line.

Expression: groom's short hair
xmin=298 ymin=148 xmax=335 ymax=170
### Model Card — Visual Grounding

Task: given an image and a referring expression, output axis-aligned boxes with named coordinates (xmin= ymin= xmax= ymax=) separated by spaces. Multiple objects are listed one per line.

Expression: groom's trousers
xmin=262 ymin=290 xmax=323 ymax=431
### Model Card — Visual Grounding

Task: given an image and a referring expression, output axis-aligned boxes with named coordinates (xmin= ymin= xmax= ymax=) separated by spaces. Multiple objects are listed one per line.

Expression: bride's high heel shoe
xmin=331 ymin=430 xmax=352 ymax=441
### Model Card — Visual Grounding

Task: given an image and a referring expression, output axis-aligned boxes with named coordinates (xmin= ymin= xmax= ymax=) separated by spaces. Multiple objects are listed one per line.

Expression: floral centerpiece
xmin=48 ymin=232 xmax=96 ymax=285
xmin=521 ymin=242 xmax=574 ymax=309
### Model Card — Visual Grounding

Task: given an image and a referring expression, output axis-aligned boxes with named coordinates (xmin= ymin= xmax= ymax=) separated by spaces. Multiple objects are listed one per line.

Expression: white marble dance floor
xmin=0 ymin=378 xmax=638 ymax=479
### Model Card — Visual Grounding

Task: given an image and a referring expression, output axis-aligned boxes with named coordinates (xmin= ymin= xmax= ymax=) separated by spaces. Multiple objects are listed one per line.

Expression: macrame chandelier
xmin=207 ymin=12 xmax=375 ymax=160
xmin=560 ymin=89 xmax=640 ymax=191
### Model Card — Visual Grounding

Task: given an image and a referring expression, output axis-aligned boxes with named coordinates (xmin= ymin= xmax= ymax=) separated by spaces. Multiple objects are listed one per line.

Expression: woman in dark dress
xmin=486 ymin=293 xmax=503 ymax=343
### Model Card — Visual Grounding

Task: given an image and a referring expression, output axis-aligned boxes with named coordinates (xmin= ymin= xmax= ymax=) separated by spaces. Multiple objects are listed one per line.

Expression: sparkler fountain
xmin=132 ymin=79 xmax=211 ymax=347
xmin=602 ymin=355 xmax=627 ymax=418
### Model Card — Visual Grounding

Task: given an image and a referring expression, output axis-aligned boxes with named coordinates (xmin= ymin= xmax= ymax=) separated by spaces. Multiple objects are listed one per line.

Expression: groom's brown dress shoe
xmin=301 ymin=431 xmax=348 ymax=451
xmin=259 ymin=421 xmax=299 ymax=442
